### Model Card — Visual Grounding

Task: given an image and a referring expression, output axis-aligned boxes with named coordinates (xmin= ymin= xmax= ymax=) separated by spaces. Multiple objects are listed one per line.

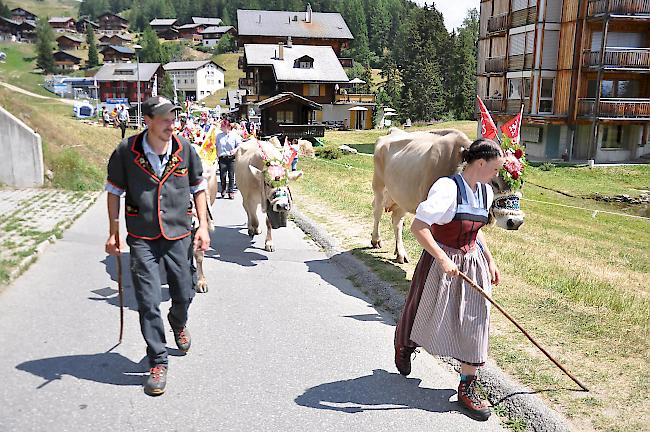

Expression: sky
xmin=413 ymin=0 xmax=481 ymax=31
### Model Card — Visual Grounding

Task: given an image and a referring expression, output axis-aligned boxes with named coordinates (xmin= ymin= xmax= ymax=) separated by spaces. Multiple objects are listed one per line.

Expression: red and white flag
xmin=501 ymin=105 xmax=524 ymax=145
xmin=477 ymin=95 xmax=498 ymax=140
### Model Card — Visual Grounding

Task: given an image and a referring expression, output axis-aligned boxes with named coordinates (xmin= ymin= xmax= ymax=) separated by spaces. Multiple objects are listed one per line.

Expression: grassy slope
xmin=201 ymin=52 xmax=244 ymax=108
xmin=6 ymin=0 xmax=79 ymax=19
xmin=292 ymin=127 xmax=650 ymax=432
xmin=0 ymin=42 xmax=52 ymax=96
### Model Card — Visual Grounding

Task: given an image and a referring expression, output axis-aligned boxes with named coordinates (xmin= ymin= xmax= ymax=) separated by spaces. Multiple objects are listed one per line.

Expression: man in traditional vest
xmin=104 ymin=96 xmax=210 ymax=396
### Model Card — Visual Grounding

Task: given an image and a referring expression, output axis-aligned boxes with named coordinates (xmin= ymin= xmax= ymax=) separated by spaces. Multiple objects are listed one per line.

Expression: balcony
xmin=487 ymin=13 xmax=509 ymax=34
xmin=338 ymin=57 xmax=354 ymax=68
xmin=239 ymin=77 xmax=256 ymax=96
xmin=508 ymin=53 xmax=534 ymax=71
xmin=483 ymin=97 xmax=504 ymax=112
xmin=511 ymin=6 xmax=537 ymax=27
xmin=506 ymin=99 xmax=531 ymax=114
xmin=335 ymin=93 xmax=376 ymax=103
xmin=278 ymin=124 xmax=326 ymax=138
xmin=578 ymin=98 xmax=650 ymax=118
xmin=583 ymin=49 xmax=650 ymax=69
xmin=588 ymin=0 xmax=650 ymax=16
xmin=485 ymin=56 xmax=507 ymax=74
xmin=238 ymin=56 xmax=246 ymax=70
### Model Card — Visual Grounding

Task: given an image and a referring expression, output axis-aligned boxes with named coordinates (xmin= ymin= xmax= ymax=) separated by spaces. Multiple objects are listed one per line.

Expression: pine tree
xmin=160 ymin=73 xmax=175 ymax=99
xmin=139 ymin=26 xmax=163 ymax=63
xmin=36 ymin=20 xmax=56 ymax=74
xmin=0 ymin=1 xmax=11 ymax=19
xmin=86 ymin=25 xmax=100 ymax=68
xmin=452 ymin=8 xmax=479 ymax=120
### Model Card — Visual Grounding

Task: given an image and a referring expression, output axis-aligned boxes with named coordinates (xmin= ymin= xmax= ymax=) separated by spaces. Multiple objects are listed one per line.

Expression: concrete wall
xmin=0 ymin=105 xmax=44 ymax=187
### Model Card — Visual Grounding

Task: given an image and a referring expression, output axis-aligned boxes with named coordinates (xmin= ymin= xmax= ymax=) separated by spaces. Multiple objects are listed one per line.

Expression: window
xmin=508 ymin=78 xmax=531 ymax=99
xmin=602 ymin=125 xmax=624 ymax=149
xmin=277 ymin=110 xmax=294 ymax=123
xmin=539 ymin=78 xmax=554 ymax=113
xmin=587 ymin=80 xmax=641 ymax=98
xmin=306 ymin=84 xmax=320 ymax=97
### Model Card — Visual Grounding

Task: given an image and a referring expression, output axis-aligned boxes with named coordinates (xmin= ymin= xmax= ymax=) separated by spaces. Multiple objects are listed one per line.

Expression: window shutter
xmin=512 ymin=0 xmax=528 ymax=11
xmin=525 ymin=31 xmax=535 ymax=54
xmin=319 ymin=84 xmax=326 ymax=97
xmin=303 ymin=84 xmax=309 ymax=95
xmin=509 ymin=33 xmax=526 ymax=55
xmin=542 ymin=30 xmax=559 ymax=69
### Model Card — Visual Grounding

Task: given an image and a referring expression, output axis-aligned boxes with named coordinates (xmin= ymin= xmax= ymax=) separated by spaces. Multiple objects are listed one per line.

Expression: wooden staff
xmin=116 ymin=230 xmax=124 ymax=344
xmin=458 ymin=271 xmax=589 ymax=392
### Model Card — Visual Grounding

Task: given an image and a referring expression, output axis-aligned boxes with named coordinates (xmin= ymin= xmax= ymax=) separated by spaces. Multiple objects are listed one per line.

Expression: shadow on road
xmin=205 ymin=224 xmax=268 ymax=267
xmin=16 ymin=352 xmax=148 ymax=388
xmin=295 ymin=369 xmax=457 ymax=414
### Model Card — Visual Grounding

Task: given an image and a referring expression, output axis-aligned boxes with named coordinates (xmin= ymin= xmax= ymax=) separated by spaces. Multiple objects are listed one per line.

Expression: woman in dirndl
xmin=394 ymin=138 xmax=504 ymax=421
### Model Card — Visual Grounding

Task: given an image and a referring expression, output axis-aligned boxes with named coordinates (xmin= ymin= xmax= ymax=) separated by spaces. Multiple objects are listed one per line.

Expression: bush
xmin=315 ymin=146 xmax=342 ymax=160
xmin=539 ymin=162 xmax=555 ymax=171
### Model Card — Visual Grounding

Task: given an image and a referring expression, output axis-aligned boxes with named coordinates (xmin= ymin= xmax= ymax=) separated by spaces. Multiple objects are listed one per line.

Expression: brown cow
xmin=192 ymin=149 xmax=218 ymax=293
xmin=371 ymin=128 xmax=525 ymax=264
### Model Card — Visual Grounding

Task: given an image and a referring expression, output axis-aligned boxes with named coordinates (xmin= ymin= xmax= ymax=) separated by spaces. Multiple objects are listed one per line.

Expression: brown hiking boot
xmin=144 ymin=364 xmax=167 ymax=396
xmin=168 ymin=313 xmax=191 ymax=352
xmin=458 ymin=376 xmax=491 ymax=421
xmin=395 ymin=346 xmax=416 ymax=376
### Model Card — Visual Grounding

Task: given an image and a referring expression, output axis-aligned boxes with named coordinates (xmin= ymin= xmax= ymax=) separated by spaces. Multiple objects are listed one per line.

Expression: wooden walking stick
xmin=458 ymin=271 xmax=589 ymax=392
xmin=116 ymin=229 xmax=124 ymax=344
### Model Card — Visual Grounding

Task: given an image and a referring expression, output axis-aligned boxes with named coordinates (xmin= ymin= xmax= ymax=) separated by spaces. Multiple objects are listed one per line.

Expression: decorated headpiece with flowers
xmin=258 ymin=139 xmax=297 ymax=189
xmin=499 ymin=136 xmax=527 ymax=191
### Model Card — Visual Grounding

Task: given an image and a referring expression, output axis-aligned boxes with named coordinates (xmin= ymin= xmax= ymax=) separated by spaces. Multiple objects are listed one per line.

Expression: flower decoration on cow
xmin=258 ymin=139 xmax=298 ymax=189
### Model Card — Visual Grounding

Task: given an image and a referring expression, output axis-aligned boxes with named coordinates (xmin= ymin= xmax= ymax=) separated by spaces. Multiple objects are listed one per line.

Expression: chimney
xmin=287 ymin=36 xmax=292 ymax=48
xmin=306 ymin=3 xmax=312 ymax=23
xmin=278 ymin=43 xmax=284 ymax=60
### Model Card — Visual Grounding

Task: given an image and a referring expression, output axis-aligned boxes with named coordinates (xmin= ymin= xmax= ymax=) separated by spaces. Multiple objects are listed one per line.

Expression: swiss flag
xmin=500 ymin=106 xmax=524 ymax=145
xmin=476 ymin=96 xmax=498 ymax=140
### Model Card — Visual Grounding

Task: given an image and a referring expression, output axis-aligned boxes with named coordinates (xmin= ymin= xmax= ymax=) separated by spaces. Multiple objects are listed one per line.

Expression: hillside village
xmin=0 ymin=3 xmax=649 ymax=431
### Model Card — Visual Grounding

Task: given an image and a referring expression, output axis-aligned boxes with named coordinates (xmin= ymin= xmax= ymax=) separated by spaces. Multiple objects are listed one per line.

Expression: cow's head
xmin=250 ymin=139 xmax=302 ymax=227
xmin=488 ymin=175 xmax=525 ymax=230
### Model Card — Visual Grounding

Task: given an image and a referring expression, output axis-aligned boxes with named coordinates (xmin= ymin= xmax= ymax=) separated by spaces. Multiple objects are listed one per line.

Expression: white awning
xmin=348 ymin=106 xmax=368 ymax=111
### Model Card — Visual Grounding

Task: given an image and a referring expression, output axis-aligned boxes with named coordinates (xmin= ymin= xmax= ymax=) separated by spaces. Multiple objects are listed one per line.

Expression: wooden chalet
xmin=10 ymin=7 xmax=37 ymax=23
xmin=76 ymin=18 xmax=99 ymax=33
xmin=237 ymin=5 xmax=354 ymax=56
xmin=201 ymin=26 xmax=237 ymax=47
xmin=477 ymin=0 xmax=650 ymax=163
xmin=101 ymin=45 xmax=135 ymax=63
xmin=99 ymin=33 xmax=132 ymax=46
xmin=53 ymin=51 xmax=82 ymax=71
xmin=49 ymin=17 xmax=76 ymax=32
xmin=94 ymin=62 xmax=162 ymax=104
xmin=97 ymin=12 xmax=129 ymax=34
xmin=57 ymin=34 xmax=83 ymax=50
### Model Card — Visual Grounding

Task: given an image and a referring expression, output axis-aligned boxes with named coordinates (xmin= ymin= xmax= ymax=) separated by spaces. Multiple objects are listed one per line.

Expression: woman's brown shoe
xmin=395 ymin=346 xmax=416 ymax=376
xmin=458 ymin=376 xmax=491 ymax=421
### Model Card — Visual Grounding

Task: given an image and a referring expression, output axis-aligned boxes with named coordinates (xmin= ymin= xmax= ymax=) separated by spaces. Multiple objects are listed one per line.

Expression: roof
xmin=98 ymin=12 xmax=128 ymax=22
xmin=94 ymin=63 xmax=161 ymax=82
xmin=49 ymin=17 xmax=75 ymax=23
xmin=244 ymin=44 xmax=349 ymax=83
xmin=53 ymin=51 xmax=82 ymax=61
xmin=11 ymin=8 xmax=37 ymax=16
xmin=149 ymin=18 xmax=177 ymax=26
xmin=258 ymin=92 xmax=322 ymax=110
xmin=102 ymin=45 xmax=135 ymax=54
xmin=79 ymin=18 xmax=99 ymax=27
xmin=201 ymin=25 xmax=235 ymax=35
xmin=163 ymin=60 xmax=225 ymax=71
xmin=108 ymin=33 xmax=133 ymax=40
xmin=177 ymin=23 xmax=202 ymax=30
xmin=192 ymin=17 xmax=222 ymax=25
xmin=56 ymin=34 xmax=83 ymax=43
xmin=0 ymin=16 xmax=18 ymax=26
xmin=237 ymin=9 xmax=353 ymax=40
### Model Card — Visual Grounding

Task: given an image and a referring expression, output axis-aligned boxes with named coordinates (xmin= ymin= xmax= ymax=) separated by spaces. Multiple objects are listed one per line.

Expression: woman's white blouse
xmin=414 ymin=176 xmax=494 ymax=226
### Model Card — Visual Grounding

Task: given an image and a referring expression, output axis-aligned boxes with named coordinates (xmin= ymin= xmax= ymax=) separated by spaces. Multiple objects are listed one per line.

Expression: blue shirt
xmin=105 ymin=132 xmax=207 ymax=196
xmin=216 ymin=131 xmax=242 ymax=157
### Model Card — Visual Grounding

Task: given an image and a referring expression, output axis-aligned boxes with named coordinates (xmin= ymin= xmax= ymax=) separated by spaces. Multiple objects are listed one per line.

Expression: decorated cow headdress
xmin=258 ymin=138 xmax=298 ymax=189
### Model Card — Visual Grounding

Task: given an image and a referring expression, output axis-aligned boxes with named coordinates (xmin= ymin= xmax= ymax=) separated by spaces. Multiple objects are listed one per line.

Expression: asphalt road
xmin=0 ymin=192 xmax=503 ymax=432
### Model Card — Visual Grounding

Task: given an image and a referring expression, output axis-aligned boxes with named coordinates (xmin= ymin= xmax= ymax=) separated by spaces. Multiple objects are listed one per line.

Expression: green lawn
xmin=6 ymin=0 xmax=79 ymax=19
xmin=0 ymin=42 xmax=52 ymax=96
xmin=201 ymin=51 xmax=244 ymax=108
xmin=291 ymin=143 xmax=650 ymax=432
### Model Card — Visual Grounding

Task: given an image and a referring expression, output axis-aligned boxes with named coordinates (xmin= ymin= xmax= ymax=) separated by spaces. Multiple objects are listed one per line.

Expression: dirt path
xmin=0 ymin=82 xmax=75 ymax=105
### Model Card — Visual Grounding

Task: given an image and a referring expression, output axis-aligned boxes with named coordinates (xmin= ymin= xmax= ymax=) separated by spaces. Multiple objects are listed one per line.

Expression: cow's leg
xmin=371 ymin=176 xmax=384 ymax=249
xmin=241 ymin=191 xmax=261 ymax=238
xmin=264 ymin=215 xmax=274 ymax=252
xmin=194 ymin=249 xmax=208 ymax=293
xmin=392 ymin=206 xmax=409 ymax=264
xmin=207 ymin=173 xmax=218 ymax=229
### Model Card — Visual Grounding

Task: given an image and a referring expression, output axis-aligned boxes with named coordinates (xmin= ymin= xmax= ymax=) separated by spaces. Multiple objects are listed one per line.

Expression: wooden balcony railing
xmin=511 ymin=6 xmax=537 ymax=27
xmin=483 ymin=97 xmax=504 ymax=112
xmin=578 ymin=98 xmax=650 ymax=118
xmin=335 ymin=93 xmax=376 ymax=103
xmin=584 ymin=49 xmax=650 ymax=68
xmin=485 ymin=56 xmax=507 ymax=73
xmin=487 ymin=13 xmax=509 ymax=33
xmin=506 ymin=99 xmax=531 ymax=114
xmin=338 ymin=57 xmax=354 ymax=68
xmin=277 ymin=124 xmax=326 ymax=138
xmin=508 ymin=53 xmax=534 ymax=71
xmin=588 ymin=0 xmax=650 ymax=16
xmin=239 ymin=77 xmax=255 ymax=87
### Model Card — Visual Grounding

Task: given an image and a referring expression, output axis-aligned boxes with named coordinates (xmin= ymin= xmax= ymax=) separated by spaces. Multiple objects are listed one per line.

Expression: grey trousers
xmin=127 ymin=235 xmax=195 ymax=367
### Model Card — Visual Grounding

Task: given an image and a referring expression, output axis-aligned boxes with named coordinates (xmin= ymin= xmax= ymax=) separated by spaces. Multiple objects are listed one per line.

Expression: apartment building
xmin=478 ymin=0 xmax=650 ymax=162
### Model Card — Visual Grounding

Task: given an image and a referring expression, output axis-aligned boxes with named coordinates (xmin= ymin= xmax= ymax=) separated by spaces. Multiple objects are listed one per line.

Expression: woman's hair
xmin=461 ymin=138 xmax=503 ymax=164
xmin=221 ymin=119 xmax=231 ymax=129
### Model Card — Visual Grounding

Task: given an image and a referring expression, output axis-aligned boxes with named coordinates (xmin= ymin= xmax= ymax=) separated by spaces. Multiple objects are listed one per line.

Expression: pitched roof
xmin=11 ymin=8 xmax=37 ymax=17
xmin=56 ymin=34 xmax=83 ymax=43
xmin=53 ymin=51 xmax=82 ymax=61
xmin=192 ymin=17 xmax=222 ymax=25
xmin=149 ymin=18 xmax=177 ymax=26
xmin=79 ymin=18 xmax=99 ymax=27
xmin=98 ymin=12 xmax=128 ymax=22
xmin=177 ymin=23 xmax=203 ymax=30
xmin=163 ymin=60 xmax=225 ymax=71
xmin=201 ymin=25 xmax=235 ymax=35
xmin=109 ymin=33 xmax=133 ymax=40
xmin=49 ymin=17 xmax=75 ymax=23
xmin=237 ymin=9 xmax=353 ymax=40
xmin=0 ymin=16 xmax=19 ymax=26
xmin=258 ymin=92 xmax=322 ymax=110
xmin=102 ymin=45 xmax=135 ymax=54
xmin=244 ymin=44 xmax=349 ymax=83
xmin=94 ymin=63 xmax=161 ymax=82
